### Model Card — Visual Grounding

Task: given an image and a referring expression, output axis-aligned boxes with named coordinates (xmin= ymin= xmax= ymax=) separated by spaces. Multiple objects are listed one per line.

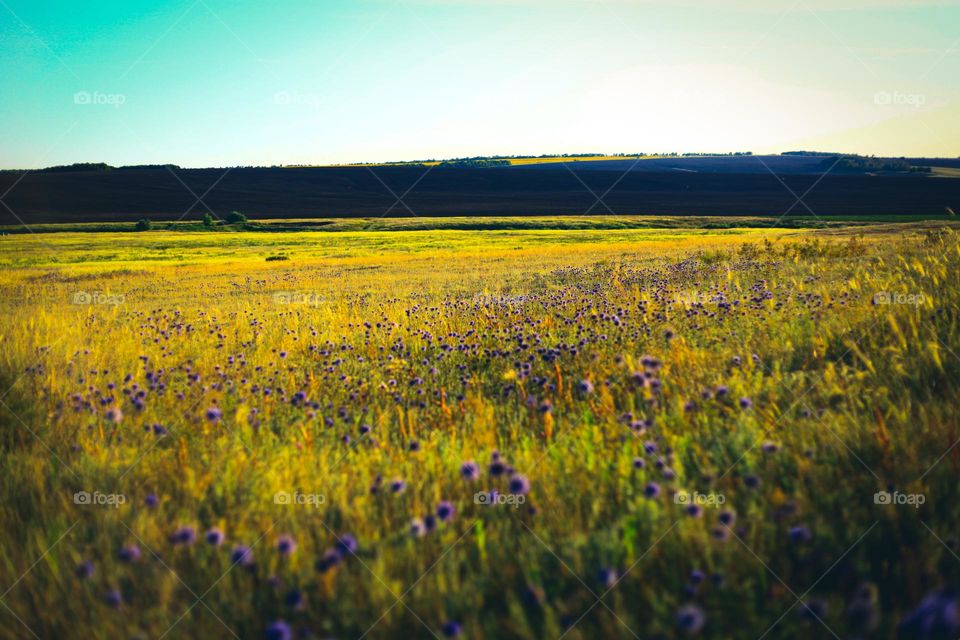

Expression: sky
xmin=0 ymin=0 xmax=958 ymax=169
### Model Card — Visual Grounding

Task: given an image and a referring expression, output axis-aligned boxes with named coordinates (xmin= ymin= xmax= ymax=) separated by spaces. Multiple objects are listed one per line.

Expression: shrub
xmin=225 ymin=211 xmax=248 ymax=224
xmin=134 ymin=218 xmax=152 ymax=231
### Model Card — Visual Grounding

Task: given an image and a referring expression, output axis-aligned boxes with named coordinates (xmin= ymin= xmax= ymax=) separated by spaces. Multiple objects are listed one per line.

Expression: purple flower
xmin=145 ymin=493 xmax=158 ymax=508
xmin=789 ymin=525 xmax=812 ymax=544
xmin=284 ymin=589 xmax=306 ymax=611
xmin=205 ymin=527 xmax=225 ymax=546
xmin=276 ymin=534 xmax=297 ymax=556
xmin=336 ymin=533 xmax=358 ymax=555
xmin=265 ymin=620 xmax=292 ymax=640
xmin=897 ymin=589 xmax=959 ymax=639
xmin=577 ymin=379 xmax=594 ymax=395
xmin=205 ymin=407 xmax=223 ymax=423
xmin=633 ymin=457 xmax=646 ymax=469
xmin=739 ymin=397 xmax=753 ymax=409
xmin=231 ymin=545 xmax=254 ymax=567
xmin=598 ymin=568 xmax=618 ymax=588
xmin=762 ymin=442 xmax=779 ymax=454
xmin=718 ymin=509 xmax=736 ymax=526
xmin=644 ymin=482 xmax=661 ymax=498
xmin=436 ymin=501 xmax=455 ymax=522
xmin=171 ymin=525 xmax=196 ymax=545
xmin=677 ymin=604 xmax=706 ymax=634
xmin=105 ymin=407 xmax=123 ymax=423
xmin=118 ymin=545 xmax=141 ymax=563
xmin=460 ymin=461 xmax=480 ymax=481
xmin=76 ymin=560 xmax=94 ymax=579
xmin=441 ymin=621 xmax=462 ymax=637
xmin=508 ymin=475 xmax=530 ymax=495
xmin=315 ymin=548 xmax=342 ymax=573
xmin=103 ymin=589 xmax=123 ymax=609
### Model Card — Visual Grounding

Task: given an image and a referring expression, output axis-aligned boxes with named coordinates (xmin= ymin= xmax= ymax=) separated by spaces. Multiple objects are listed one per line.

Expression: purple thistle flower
xmin=265 ymin=620 xmax=293 ymax=640
xmin=410 ymin=518 xmax=426 ymax=538
xmin=685 ymin=504 xmax=703 ymax=518
xmin=103 ymin=589 xmax=123 ymax=609
xmin=644 ymin=482 xmax=661 ymax=498
xmin=145 ymin=493 xmax=158 ymax=508
xmin=761 ymin=442 xmax=779 ymax=454
xmin=205 ymin=527 xmax=225 ymax=546
xmin=118 ymin=544 xmax=141 ymax=563
xmin=577 ymin=379 xmax=594 ymax=395
xmin=897 ymin=589 xmax=959 ymax=639
xmin=284 ymin=589 xmax=305 ymax=611
xmin=460 ymin=461 xmax=480 ymax=481
xmin=677 ymin=604 xmax=706 ymax=634
xmin=105 ymin=406 xmax=123 ymax=424
xmin=276 ymin=534 xmax=297 ymax=556
xmin=76 ymin=560 xmax=94 ymax=580
xmin=315 ymin=548 xmax=342 ymax=573
xmin=789 ymin=525 xmax=812 ymax=544
xmin=171 ymin=525 xmax=196 ymax=545
xmin=205 ymin=407 xmax=223 ymax=423
xmin=441 ymin=621 xmax=462 ymax=637
xmin=436 ymin=501 xmax=456 ymax=522
xmin=336 ymin=533 xmax=358 ymax=555
xmin=718 ymin=509 xmax=736 ymax=526
xmin=598 ymin=568 xmax=618 ymax=588
xmin=508 ymin=475 xmax=531 ymax=495
xmin=633 ymin=457 xmax=646 ymax=469
xmin=739 ymin=397 xmax=753 ymax=409
xmin=231 ymin=545 xmax=254 ymax=567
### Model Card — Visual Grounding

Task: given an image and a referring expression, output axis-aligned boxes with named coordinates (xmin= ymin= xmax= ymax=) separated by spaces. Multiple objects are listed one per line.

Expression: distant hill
xmin=1 ymin=158 xmax=958 ymax=224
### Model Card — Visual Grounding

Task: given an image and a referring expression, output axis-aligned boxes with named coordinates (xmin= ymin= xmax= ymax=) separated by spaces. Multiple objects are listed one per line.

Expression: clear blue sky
xmin=1 ymin=0 xmax=957 ymax=168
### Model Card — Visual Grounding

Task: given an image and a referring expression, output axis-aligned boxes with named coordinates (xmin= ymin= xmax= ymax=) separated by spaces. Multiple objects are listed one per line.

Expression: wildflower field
xmin=0 ymin=221 xmax=958 ymax=639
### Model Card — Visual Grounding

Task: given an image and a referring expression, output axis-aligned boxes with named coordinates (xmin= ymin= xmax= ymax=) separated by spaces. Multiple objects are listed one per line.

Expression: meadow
xmin=0 ymin=222 xmax=958 ymax=639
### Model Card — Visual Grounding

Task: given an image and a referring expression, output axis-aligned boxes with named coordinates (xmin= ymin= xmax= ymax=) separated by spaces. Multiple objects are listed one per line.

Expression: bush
xmin=134 ymin=218 xmax=152 ymax=231
xmin=225 ymin=211 xmax=248 ymax=224
xmin=202 ymin=213 xmax=214 ymax=227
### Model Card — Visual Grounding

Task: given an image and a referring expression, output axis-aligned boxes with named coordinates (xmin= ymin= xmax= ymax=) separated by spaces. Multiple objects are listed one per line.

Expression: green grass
xmin=0 ymin=222 xmax=958 ymax=639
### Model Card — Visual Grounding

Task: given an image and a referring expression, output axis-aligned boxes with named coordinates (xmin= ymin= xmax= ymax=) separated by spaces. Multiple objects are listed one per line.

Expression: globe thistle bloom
xmin=265 ymin=620 xmax=293 ymax=640
xmin=441 ymin=620 xmax=462 ymax=637
xmin=76 ymin=560 xmax=94 ymax=580
xmin=171 ymin=525 xmax=196 ymax=546
xmin=230 ymin=545 xmax=254 ymax=567
xmin=739 ymin=397 xmax=753 ymax=409
xmin=204 ymin=407 xmax=223 ymax=423
xmin=336 ymin=533 xmax=358 ymax=555
xmin=436 ymin=501 xmax=456 ymax=522
xmin=644 ymin=482 xmax=661 ymax=499
xmin=677 ymin=604 xmax=706 ymax=634
xmin=103 ymin=589 xmax=122 ymax=609
xmin=315 ymin=548 xmax=342 ymax=573
xmin=205 ymin=527 xmax=225 ymax=546
xmin=460 ymin=461 xmax=480 ymax=481
xmin=508 ymin=475 xmax=531 ymax=496
xmin=118 ymin=544 xmax=141 ymax=563
xmin=789 ymin=525 xmax=812 ymax=544
xmin=276 ymin=534 xmax=297 ymax=556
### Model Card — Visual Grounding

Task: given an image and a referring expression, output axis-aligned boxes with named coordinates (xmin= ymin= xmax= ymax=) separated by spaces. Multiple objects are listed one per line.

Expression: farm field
xmin=0 ymin=222 xmax=959 ymax=639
